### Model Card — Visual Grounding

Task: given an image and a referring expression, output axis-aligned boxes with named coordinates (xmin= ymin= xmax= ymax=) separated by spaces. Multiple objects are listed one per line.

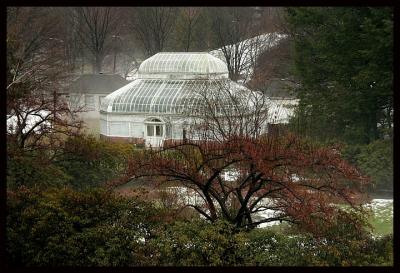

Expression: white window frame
xmin=85 ymin=95 xmax=95 ymax=110
xmin=99 ymin=96 xmax=106 ymax=108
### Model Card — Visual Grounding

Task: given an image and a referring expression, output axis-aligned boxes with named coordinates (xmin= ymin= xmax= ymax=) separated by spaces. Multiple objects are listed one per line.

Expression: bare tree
xmin=209 ymin=7 xmax=281 ymax=83
xmin=120 ymin=55 xmax=139 ymax=79
xmin=247 ymin=38 xmax=298 ymax=93
xmin=7 ymin=7 xmax=83 ymax=156
xmin=49 ymin=8 xmax=81 ymax=72
xmin=110 ymin=31 xmax=139 ymax=79
xmin=72 ymin=7 xmax=120 ymax=73
xmin=209 ymin=7 xmax=251 ymax=81
xmin=7 ymin=7 xmax=63 ymax=94
xmin=174 ymin=7 xmax=204 ymax=52
xmin=128 ymin=7 xmax=178 ymax=57
xmin=183 ymin=80 xmax=270 ymax=142
xmin=210 ymin=8 xmax=244 ymax=78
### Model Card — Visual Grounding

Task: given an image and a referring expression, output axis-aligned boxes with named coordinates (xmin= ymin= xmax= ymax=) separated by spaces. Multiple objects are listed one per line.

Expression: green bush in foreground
xmin=133 ymin=219 xmax=249 ymax=266
xmin=6 ymin=186 xmax=159 ymax=266
xmin=56 ymin=135 xmax=135 ymax=189
xmin=7 ymin=135 xmax=137 ymax=190
xmin=137 ymin=219 xmax=392 ymax=266
xmin=6 ymin=147 xmax=71 ymax=189
xmin=6 ymin=186 xmax=393 ymax=266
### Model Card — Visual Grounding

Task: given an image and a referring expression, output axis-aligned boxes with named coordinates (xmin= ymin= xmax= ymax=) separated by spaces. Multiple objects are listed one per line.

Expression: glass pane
xmin=70 ymin=95 xmax=81 ymax=108
xmin=85 ymin=95 xmax=95 ymax=110
xmin=166 ymin=123 xmax=171 ymax=138
xmin=155 ymin=125 xmax=163 ymax=136
xmin=147 ymin=125 xmax=154 ymax=136
xmin=99 ymin=96 xmax=105 ymax=106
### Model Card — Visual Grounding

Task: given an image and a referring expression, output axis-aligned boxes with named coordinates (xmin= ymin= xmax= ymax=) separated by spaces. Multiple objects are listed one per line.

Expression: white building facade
xmin=100 ymin=52 xmax=297 ymax=147
xmin=64 ymin=74 xmax=129 ymax=135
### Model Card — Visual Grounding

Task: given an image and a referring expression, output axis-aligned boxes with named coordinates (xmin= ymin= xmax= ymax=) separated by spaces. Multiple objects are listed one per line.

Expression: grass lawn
xmin=262 ymin=199 xmax=393 ymax=236
xmin=365 ymin=199 xmax=393 ymax=236
xmin=115 ymin=182 xmax=394 ymax=236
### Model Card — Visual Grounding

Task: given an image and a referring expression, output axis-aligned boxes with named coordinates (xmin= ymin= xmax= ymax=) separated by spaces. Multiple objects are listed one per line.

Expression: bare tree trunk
xmin=7 ymin=7 xmax=83 ymax=153
xmin=94 ymin=53 xmax=103 ymax=73
xmin=73 ymin=7 xmax=119 ymax=73
xmin=129 ymin=7 xmax=177 ymax=57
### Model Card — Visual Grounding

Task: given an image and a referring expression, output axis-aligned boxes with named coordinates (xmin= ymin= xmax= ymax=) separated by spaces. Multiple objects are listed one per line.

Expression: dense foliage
xmin=342 ymin=139 xmax=393 ymax=192
xmin=7 ymin=135 xmax=135 ymax=190
xmin=55 ymin=135 xmax=135 ymax=189
xmin=7 ymin=147 xmax=70 ymax=189
xmin=6 ymin=7 xmax=393 ymax=267
xmin=125 ymin=134 xmax=369 ymax=232
xmin=7 ymin=187 xmax=392 ymax=266
xmin=6 ymin=187 xmax=160 ymax=266
xmin=286 ymin=7 xmax=393 ymax=145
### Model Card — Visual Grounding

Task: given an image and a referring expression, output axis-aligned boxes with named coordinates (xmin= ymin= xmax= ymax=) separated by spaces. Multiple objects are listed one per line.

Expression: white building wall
xmin=64 ymin=93 xmax=113 ymax=136
xmin=130 ymin=123 xmax=144 ymax=138
xmin=170 ymin=123 xmax=183 ymax=139
xmin=100 ymin=112 xmax=189 ymax=140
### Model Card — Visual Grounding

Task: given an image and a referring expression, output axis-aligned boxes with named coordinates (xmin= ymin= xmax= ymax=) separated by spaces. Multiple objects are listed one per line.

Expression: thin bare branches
xmin=128 ymin=7 xmax=178 ymax=57
xmin=124 ymin=133 xmax=369 ymax=231
xmin=71 ymin=7 xmax=120 ymax=73
xmin=7 ymin=7 xmax=84 ymax=157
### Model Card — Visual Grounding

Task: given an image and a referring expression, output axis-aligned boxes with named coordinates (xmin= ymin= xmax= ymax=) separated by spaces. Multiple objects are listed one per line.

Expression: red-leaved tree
xmin=114 ymin=78 xmax=369 ymax=234
xmin=120 ymin=134 xmax=369 ymax=234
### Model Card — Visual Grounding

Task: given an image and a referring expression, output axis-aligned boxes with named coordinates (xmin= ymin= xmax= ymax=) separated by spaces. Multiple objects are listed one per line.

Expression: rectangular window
xmin=166 ymin=124 xmax=171 ymax=138
xmin=69 ymin=94 xmax=81 ymax=109
xmin=99 ymin=96 xmax=106 ymax=107
xmin=85 ymin=95 xmax=95 ymax=110
xmin=130 ymin=123 xmax=141 ymax=137
xmin=155 ymin=125 xmax=163 ymax=136
xmin=183 ymin=129 xmax=187 ymax=140
xmin=147 ymin=125 xmax=154 ymax=136
xmin=100 ymin=120 xmax=107 ymax=135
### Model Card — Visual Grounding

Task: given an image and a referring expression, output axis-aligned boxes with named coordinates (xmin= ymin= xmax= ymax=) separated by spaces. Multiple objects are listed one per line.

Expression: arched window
xmin=145 ymin=118 xmax=164 ymax=137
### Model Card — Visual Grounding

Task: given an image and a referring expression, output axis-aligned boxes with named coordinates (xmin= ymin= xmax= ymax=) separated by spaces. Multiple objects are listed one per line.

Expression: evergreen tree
xmin=286 ymin=7 xmax=393 ymax=144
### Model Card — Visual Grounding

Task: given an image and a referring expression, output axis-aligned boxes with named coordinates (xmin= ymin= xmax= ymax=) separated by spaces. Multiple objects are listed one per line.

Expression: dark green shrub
xmin=342 ymin=139 xmax=393 ymax=193
xmin=6 ymin=186 xmax=393 ymax=266
xmin=7 ymin=147 xmax=70 ymax=189
xmin=133 ymin=219 xmax=248 ymax=266
xmin=56 ymin=135 xmax=135 ymax=189
xmin=6 ymin=186 xmax=159 ymax=266
xmin=356 ymin=139 xmax=393 ymax=191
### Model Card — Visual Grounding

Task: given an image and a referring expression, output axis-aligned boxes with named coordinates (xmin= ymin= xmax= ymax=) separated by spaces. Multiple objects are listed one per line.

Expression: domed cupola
xmin=137 ymin=52 xmax=229 ymax=80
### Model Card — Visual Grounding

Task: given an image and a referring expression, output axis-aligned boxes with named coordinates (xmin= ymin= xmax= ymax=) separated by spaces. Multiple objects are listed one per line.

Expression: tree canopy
xmin=123 ymin=134 xmax=369 ymax=232
xmin=286 ymin=7 xmax=393 ymax=144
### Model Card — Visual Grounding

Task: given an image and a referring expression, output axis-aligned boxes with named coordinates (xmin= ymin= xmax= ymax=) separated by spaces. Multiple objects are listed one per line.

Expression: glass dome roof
xmin=138 ymin=52 xmax=229 ymax=79
xmin=100 ymin=52 xmax=261 ymax=116
xmin=100 ymin=78 xmax=256 ymax=115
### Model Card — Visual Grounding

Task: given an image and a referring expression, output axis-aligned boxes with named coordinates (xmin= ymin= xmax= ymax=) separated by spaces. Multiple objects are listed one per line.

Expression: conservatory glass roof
xmin=100 ymin=52 xmax=260 ymax=116
xmin=100 ymin=78 xmax=255 ymax=115
xmin=138 ymin=52 xmax=229 ymax=79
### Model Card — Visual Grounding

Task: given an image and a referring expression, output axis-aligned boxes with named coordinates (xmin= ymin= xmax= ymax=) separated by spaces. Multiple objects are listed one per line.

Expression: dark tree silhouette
xmin=72 ymin=7 xmax=120 ymax=73
xmin=128 ymin=7 xmax=178 ymax=57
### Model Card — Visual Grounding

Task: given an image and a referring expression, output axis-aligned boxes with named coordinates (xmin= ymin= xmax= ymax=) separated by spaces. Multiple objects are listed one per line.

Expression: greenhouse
xmin=100 ymin=52 xmax=267 ymax=147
